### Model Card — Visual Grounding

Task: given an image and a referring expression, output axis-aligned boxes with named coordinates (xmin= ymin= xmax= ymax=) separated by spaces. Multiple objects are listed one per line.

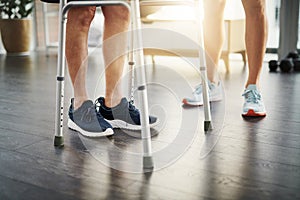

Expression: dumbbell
xmin=280 ymin=51 xmax=299 ymax=72
xmin=288 ymin=51 xmax=300 ymax=71
xmin=268 ymin=51 xmax=299 ymax=72
xmin=279 ymin=58 xmax=293 ymax=72
xmin=268 ymin=60 xmax=279 ymax=72
xmin=287 ymin=51 xmax=299 ymax=59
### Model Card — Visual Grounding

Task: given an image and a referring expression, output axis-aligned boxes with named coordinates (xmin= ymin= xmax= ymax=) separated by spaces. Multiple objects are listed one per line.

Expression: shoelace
xmin=193 ymin=84 xmax=202 ymax=95
xmin=242 ymin=89 xmax=261 ymax=103
xmin=94 ymin=99 xmax=103 ymax=113
xmin=128 ymin=102 xmax=139 ymax=114
xmin=94 ymin=99 xmax=100 ymax=110
xmin=193 ymin=82 xmax=214 ymax=95
xmin=94 ymin=98 xmax=139 ymax=115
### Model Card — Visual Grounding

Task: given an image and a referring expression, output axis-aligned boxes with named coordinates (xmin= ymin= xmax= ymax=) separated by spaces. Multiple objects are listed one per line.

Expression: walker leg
xmin=54 ymin=0 xmax=67 ymax=147
xmin=194 ymin=0 xmax=212 ymax=132
xmin=131 ymin=0 xmax=154 ymax=169
xmin=143 ymin=156 xmax=154 ymax=170
xmin=128 ymin=17 xmax=135 ymax=104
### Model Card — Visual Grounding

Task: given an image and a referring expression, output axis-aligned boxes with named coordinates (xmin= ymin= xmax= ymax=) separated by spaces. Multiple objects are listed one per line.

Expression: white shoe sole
xmin=68 ymin=119 xmax=114 ymax=137
xmin=182 ymin=95 xmax=223 ymax=106
xmin=108 ymin=119 xmax=160 ymax=130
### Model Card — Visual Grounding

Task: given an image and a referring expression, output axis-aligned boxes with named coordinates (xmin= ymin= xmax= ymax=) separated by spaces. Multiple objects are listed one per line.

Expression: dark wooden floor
xmin=0 ymin=50 xmax=299 ymax=200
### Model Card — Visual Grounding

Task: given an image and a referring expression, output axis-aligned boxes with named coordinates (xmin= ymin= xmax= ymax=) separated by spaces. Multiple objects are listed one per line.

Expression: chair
xmin=41 ymin=0 xmax=212 ymax=169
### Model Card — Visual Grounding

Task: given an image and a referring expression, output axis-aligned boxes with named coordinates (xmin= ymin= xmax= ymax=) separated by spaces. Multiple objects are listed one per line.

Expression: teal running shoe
xmin=182 ymin=81 xmax=223 ymax=106
xmin=242 ymin=84 xmax=266 ymax=117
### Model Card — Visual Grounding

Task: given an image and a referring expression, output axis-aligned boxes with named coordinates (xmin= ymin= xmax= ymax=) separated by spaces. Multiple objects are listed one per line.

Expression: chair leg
xmin=221 ymin=52 xmax=230 ymax=73
xmin=240 ymin=50 xmax=247 ymax=68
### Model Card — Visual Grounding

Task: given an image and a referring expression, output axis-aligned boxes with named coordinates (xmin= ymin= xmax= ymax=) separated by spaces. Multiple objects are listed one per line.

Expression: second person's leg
xmin=241 ymin=0 xmax=268 ymax=117
xmin=203 ymin=0 xmax=227 ymax=84
xmin=182 ymin=0 xmax=226 ymax=106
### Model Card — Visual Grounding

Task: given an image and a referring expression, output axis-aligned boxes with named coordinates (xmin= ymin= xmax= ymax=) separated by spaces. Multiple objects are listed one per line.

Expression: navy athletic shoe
xmin=68 ymin=98 xmax=114 ymax=137
xmin=95 ymin=97 xmax=159 ymax=130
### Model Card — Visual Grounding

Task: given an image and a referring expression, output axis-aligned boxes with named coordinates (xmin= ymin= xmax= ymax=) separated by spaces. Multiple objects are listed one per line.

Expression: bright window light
xmin=146 ymin=5 xmax=200 ymax=21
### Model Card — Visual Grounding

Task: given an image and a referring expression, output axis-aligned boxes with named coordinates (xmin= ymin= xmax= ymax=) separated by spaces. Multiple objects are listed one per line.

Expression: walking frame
xmin=51 ymin=0 xmax=212 ymax=169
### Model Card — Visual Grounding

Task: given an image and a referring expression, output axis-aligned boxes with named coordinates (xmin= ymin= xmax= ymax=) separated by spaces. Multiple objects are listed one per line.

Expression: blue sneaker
xmin=182 ymin=81 xmax=223 ymax=106
xmin=95 ymin=97 xmax=159 ymax=130
xmin=242 ymin=85 xmax=266 ymax=117
xmin=68 ymin=98 xmax=114 ymax=137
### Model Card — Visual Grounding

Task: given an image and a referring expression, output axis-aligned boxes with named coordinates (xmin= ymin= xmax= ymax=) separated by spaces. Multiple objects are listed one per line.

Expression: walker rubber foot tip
xmin=54 ymin=136 xmax=64 ymax=147
xmin=204 ymin=121 xmax=212 ymax=132
xmin=143 ymin=156 xmax=154 ymax=170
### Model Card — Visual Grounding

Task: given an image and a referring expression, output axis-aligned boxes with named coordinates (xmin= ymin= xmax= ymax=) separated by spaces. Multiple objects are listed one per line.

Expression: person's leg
xmin=96 ymin=6 xmax=158 ymax=130
xmin=241 ymin=0 xmax=268 ymax=117
xmin=182 ymin=0 xmax=226 ymax=106
xmin=203 ymin=0 xmax=227 ymax=83
xmin=66 ymin=7 xmax=113 ymax=136
xmin=101 ymin=6 xmax=130 ymax=108
xmin=241 ymin=0 xmax=268 ymax=88
xmin=66 ymin=6 xmax=96 ymax=110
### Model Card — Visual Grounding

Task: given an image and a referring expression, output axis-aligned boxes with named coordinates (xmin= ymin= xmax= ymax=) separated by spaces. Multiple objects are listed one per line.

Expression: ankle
xmin=209 ymin=80 xmax=221 ymax=87
xmin=245 ymin=80 xmax=259 ymax=89
xmin=245 ymin=83 xmax=259 ymax=90
xmin=104 ymin=97 xmax=122 ymax=108
xmin=73 ymin=97 xmax=88 ymax=110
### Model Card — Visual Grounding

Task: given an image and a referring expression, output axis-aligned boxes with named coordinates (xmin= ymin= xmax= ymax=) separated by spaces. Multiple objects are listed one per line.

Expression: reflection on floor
xmin=0 ymin=51 xmax=299 ymax=200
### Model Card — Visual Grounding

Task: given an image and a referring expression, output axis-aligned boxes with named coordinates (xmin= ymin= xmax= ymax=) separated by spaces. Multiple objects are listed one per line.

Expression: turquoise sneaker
xmin=182 ymin=81 xmax=223 ymax=106
xmin=242 ymin=84 xmax=266 ymax=117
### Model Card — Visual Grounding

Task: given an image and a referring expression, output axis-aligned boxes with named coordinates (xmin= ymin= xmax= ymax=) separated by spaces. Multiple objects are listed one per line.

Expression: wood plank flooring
xmin=0 ymin=51 xmax=299 ymax=200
